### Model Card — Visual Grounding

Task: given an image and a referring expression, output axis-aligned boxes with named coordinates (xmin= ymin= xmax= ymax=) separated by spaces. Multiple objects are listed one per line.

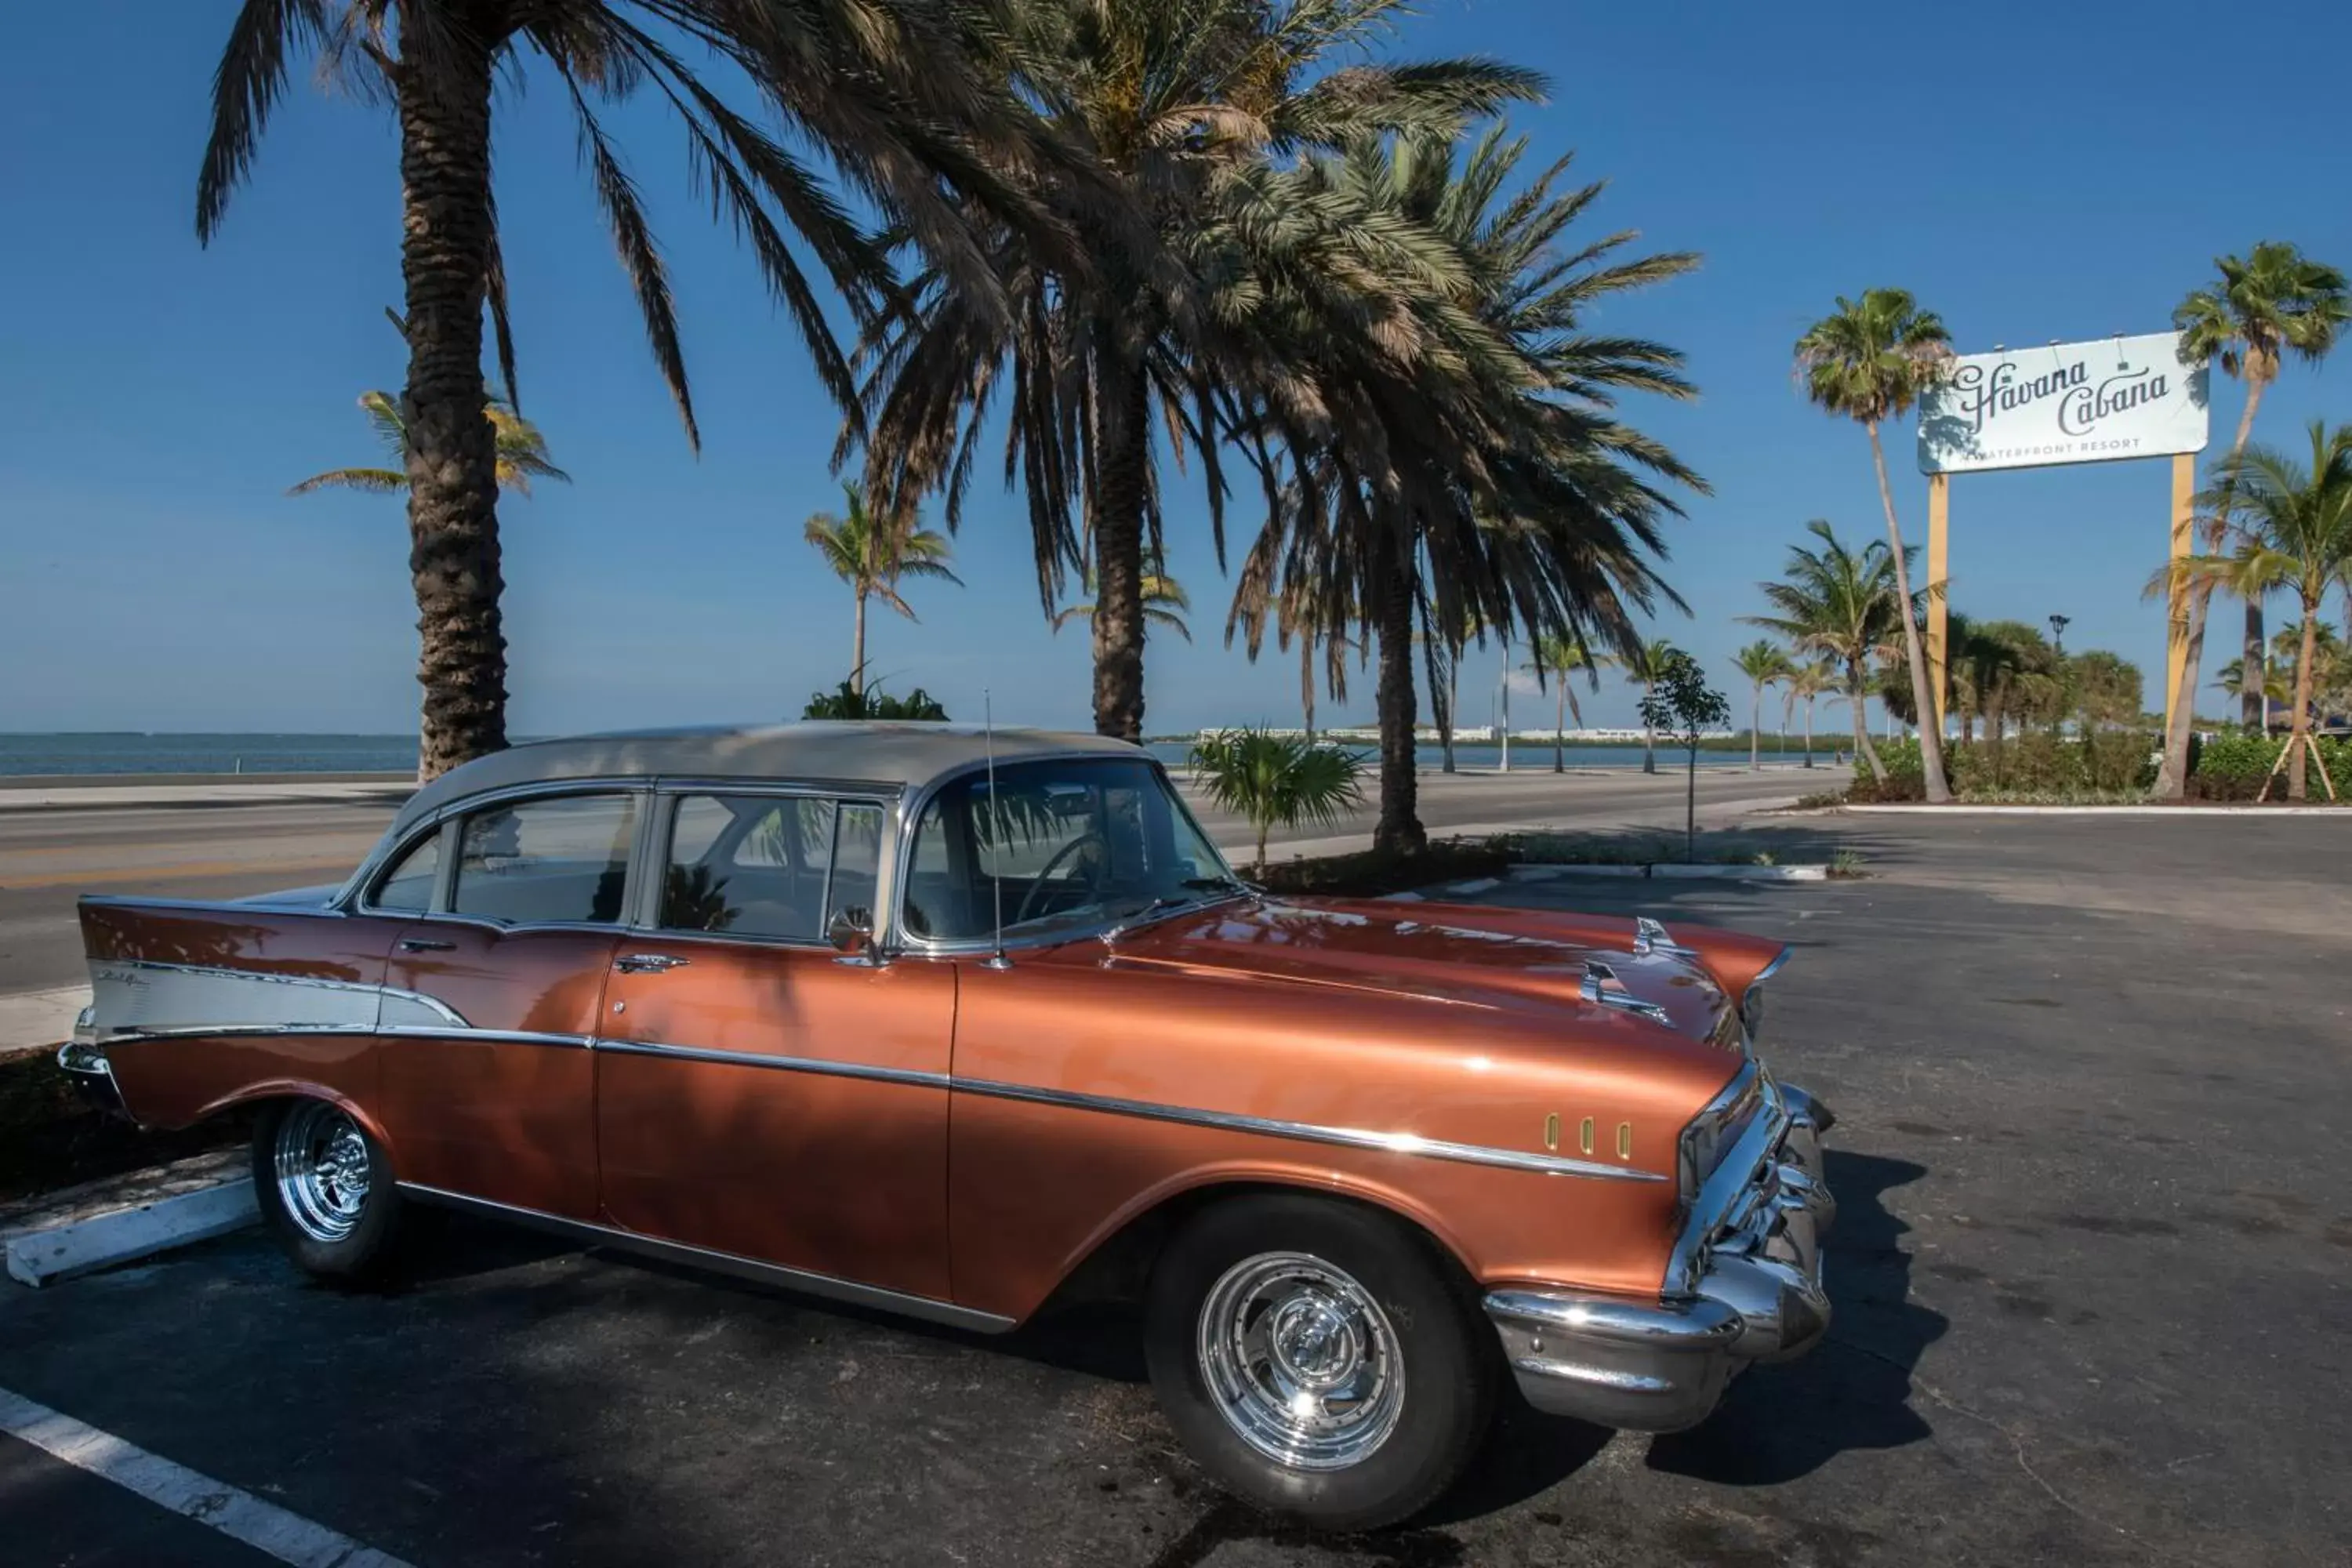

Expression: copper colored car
xmin=64 ymin=724 xmax=1833 ymax=1530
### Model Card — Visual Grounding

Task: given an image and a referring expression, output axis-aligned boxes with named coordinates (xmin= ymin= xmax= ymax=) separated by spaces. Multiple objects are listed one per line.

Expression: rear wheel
xmin=1145 ymin=1194 xmax=1495 ymax=1530
xmin=252 ymin=1099 xmax=400 ymax=1279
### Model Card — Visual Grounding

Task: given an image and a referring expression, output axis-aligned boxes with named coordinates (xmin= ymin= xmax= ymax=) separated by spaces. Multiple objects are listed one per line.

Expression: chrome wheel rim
xmin=272 ymin=1102 xmax=371 ymax=1243
xmin=1196 ymin=1251 xmax=1404 ymax=1472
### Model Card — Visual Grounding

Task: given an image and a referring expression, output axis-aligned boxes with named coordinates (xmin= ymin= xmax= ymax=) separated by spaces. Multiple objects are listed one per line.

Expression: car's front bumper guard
xmin=1484 ymin=1084 xmax=1834 ymax=1432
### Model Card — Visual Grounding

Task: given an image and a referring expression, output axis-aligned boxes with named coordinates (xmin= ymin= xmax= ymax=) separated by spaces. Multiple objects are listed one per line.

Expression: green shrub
xmin=1844 ymin=730 xmax=2161 ymax=803
xmin=2190 ymin=731 xmax=2352 ymax=800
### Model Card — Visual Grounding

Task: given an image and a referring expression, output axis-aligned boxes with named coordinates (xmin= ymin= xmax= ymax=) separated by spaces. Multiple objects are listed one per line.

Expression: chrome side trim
xmin=94 ymin=958 xmax=469 ymax=1028
xmin=93 ymin=1023 xmax=594 ymax=1050
xmin=394 ymin=1183 xmax=1015 ymax=1334
xmin=594 ymin=1037 xmax=949 ymax=1089
xmin=951 ymin=1077 xmax=1669 ymax=1183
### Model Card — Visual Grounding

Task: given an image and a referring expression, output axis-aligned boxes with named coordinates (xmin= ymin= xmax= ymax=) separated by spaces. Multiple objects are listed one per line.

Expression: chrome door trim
xmin=594 ymin=1036 xmax=950 ymax=1089
xmin=949 ymin=1077 xmax=1670 ymax=1183
xmin=395 ymin=1183 xmax=1014 ymax=1334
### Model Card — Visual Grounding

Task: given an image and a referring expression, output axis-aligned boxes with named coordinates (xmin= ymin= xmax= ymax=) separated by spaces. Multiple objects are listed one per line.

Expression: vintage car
xmin=63 ymin=724 xmax=1832 ymax=1530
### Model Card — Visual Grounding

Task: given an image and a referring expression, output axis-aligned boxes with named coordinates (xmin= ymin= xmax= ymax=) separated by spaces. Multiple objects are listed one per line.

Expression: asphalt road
xmin=0 ymin=765 xmax=1832 ymax=999
xmin=3 ymin=814 xmax=2346 ymax=1566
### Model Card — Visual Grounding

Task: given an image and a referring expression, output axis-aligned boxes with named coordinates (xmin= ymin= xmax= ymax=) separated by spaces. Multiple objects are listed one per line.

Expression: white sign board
xmin=1917 ymin=332 xmax=2209 ymax=474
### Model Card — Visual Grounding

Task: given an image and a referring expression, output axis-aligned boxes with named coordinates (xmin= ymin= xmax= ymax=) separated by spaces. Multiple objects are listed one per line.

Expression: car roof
xmin=389 ymin=722 xmax=1145 ymax=837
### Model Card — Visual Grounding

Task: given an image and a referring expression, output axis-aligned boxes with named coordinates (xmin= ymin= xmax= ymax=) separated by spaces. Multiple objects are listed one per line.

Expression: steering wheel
xmin=1013 ymin=833 xmax=1111 ymax=926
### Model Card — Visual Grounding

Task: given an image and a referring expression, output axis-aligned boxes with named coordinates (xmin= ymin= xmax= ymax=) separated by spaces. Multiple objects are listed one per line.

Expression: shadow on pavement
xmin=1646 ymin=1149 xmax=1943 ymax=1485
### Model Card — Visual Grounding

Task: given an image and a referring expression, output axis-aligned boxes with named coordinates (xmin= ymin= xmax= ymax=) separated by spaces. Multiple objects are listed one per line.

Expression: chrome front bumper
xmin=1485 ymin=1077 xmax=1835 ymax=1432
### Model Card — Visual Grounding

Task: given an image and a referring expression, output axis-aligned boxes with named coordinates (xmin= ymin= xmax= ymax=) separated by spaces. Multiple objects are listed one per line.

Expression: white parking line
xmin=0 ymin=1386 xmax=412 ymax=1568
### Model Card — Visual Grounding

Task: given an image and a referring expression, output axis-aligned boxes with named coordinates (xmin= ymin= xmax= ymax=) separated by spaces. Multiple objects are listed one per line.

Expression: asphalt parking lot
xmin=5 ymin=813 xmax=2348 ymax=1566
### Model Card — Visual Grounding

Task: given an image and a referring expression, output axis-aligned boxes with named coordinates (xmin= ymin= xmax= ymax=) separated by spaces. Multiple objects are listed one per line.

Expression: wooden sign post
xmin=1925 ymin=454 xmax=2196 ymax=736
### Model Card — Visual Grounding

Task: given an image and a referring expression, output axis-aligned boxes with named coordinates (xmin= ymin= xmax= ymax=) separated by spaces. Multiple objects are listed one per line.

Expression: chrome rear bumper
xmin=1486 ymin=1077 xmax=1834 ymax=1432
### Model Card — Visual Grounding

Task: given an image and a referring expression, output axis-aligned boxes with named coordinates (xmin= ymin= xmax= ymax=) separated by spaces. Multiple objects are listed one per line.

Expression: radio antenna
xmin=981 ymin=691 xmax=1011 ymax=970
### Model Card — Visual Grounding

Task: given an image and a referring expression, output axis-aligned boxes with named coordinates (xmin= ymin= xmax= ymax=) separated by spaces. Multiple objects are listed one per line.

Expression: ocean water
xmin=0 ymin=733 xmax=420 ymax=776
xmin=0 ymin=732 xmax=1817 ymax=778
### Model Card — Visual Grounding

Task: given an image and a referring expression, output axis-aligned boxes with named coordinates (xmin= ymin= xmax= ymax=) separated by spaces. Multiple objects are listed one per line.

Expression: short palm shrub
xmin=803 ymin=681 xmax=949 ymax=721
xmin=1189 ymin=729 xmax=1367 ymax=876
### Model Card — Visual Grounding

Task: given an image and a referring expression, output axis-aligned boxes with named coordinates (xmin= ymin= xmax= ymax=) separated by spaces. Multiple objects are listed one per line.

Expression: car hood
xmin=1088 ymin=895 xmax=1739 ymax=1047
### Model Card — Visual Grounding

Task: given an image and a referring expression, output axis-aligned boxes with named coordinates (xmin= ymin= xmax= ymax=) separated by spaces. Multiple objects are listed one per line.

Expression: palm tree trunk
xmin=2241 ymin=601 xmax=2265 ymax=729
xmin=851 ymin=586 xmax=869 ymax=695
xmin=1300 ymin=638 xmax=1316 ymax=744
xmin=1749 ymin=684 xmax=1761 ymax=770
xmin=1642 ymin=677 xmax=1657 ymax=775
xmin=1374 ymin=554 xmax=1425 ymax=855
xmin=1438 ymin=646 xmax=1458 ymax=773
xmin=1849 ymin=662 xmax=1886 ymax=782
xmin=1865 ymin=422 xmax=1949 ymax=803
xmin=397 ymin=34 xmax=505 ymax=782
xmin=2288 ymin=602 xmax=2318 ymax=800
xmin=2159 ymin=376 xmax=2266 ymax=797
xmin=1554 ymin=686 xmax=1566 ymax=772
xmin=1089 ymin=346 xmax=1151 ymax=742
xmin=1802 ymin=699 xmax=1814 ymax=768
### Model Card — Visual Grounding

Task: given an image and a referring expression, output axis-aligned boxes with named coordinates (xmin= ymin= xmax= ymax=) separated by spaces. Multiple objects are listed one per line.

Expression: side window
xmin=371 ymin=828 xmax=444 ymax=913
xmin=451 ymin=794 xmax=637 ymax=925
xmin=659 ymin=794 xmax=856 ymax=942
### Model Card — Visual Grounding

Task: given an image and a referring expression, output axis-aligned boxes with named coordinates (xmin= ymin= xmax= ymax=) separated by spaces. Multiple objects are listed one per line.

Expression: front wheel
xmin=1145 ymin=1194 xmax=1496 ymax=1531
xmin=252 ymin=1099 xmax=401 ymax=1280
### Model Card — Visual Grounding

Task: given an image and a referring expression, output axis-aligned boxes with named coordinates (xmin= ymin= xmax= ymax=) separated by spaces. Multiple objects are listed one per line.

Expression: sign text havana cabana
xmin=1915 ymin=333 xmax=2211 ymax=728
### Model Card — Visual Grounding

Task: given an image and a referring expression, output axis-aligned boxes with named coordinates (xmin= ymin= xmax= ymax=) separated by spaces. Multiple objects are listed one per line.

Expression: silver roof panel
xmin=389 ymin=722 xmax=1144 ymax=837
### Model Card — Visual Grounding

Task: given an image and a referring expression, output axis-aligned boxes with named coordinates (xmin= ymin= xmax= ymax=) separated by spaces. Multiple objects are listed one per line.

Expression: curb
xmin=2 ymin=1151 xmax=258 ymax=1289
xmin=1506 ymin=863 xmax=1830 ymax=882
xmin=1838 ymin=804 xmax=2352 ymax=817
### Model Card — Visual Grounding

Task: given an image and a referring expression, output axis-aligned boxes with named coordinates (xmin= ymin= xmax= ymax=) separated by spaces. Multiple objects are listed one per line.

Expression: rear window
xmin=450 ymin=794 xmax=637 ymax=925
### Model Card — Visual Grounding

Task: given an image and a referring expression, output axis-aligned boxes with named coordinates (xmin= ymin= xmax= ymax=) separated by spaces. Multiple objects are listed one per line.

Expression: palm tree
xmin=803 ymin=484 xmax=962 ymax=695
xmin=1731 ymin=641 xmax=1795 ymax=770
xmin=1746 ymin=519 xmax=1910 ymax=784
xmin=853 ymin=0 xmax=1542 ymax=744
xmin=2170 ymin=244 xmax=2350 ymax=752
xmin=1229 ymin=567 xmax=1356 ymax=746
xmin=200 ymin=1 xmax=1072 ymax=779
xmin=1052 ymin=556 xmax=1193 ymax=644
xmin=1226 ymin=131 xmax=1700 ymax=851
xmin=2213 ymin=656 xmax=2290 ymax=729
xmin=1618 ymin=638 xmax=1681 ymax=775
xmin=2172 ymin=423 xmax=2352 ymax=798
xmin=1782 ymin=659 xmax=1835 ymax=768
xmin=1795 ymin=290 xmax=1955 ymax=802
xmin=1189 ymin=728 xmax=1367 ymax=877
xmin=292 ymin=387 xmax=568 ymax=498
xmin=1524 ymin=635 xmax=1595 ymax=772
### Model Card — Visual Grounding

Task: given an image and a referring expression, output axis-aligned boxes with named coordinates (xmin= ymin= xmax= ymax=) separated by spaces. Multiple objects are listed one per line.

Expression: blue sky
xmin=4 ymin=0 xmax=2349 ymax=738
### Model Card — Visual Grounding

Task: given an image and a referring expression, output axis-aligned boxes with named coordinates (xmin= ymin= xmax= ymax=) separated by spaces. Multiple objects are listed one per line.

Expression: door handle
xmin=615 ymin=953 xmax=690 ymax=974
xmin=398 ymin=937 xmax=456 ymax=953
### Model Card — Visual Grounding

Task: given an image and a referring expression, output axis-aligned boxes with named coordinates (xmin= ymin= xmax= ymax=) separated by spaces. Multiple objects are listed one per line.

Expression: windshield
xmin=900 ymin=758 xmax=1241 ymax=943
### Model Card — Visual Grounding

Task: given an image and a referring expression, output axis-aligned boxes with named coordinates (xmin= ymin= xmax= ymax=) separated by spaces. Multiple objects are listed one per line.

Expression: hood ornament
xmin=1581 ymin=960 xmax=1672 ymax=1025
xmin=1632 ymin=916 xmax=1697 ymax=958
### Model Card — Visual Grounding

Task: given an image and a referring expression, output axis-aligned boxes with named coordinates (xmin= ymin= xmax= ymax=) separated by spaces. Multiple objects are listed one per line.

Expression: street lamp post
xmin=2049 ymin=614 xmax=2070 ymax=656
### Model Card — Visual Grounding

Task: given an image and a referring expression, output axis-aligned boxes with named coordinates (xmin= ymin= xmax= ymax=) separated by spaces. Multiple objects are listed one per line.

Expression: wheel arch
xmin=201 ymin=1080 xmax=397 ymax=1162
xmin=1031 ymin=1165 xmax=1483 ymax=1321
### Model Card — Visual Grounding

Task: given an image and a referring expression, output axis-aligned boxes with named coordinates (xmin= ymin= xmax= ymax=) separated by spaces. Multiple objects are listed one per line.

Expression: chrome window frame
xmin=628 ymin=780 xmax=905 ymax=954
xmin=887 ymin=754 xmax=1238 ymax=957
xmin=339 ymin=779 xmax=655 ymax=938
xmin=354 ymin=818 xmax=459 ymax=917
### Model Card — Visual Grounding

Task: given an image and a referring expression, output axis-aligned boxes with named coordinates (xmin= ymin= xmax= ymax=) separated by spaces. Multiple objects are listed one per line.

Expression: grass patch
xmin=0 ymin=1052 xmax=247 ymax=1207
xmin=1256 ymin=837 xmax=1512 ymax=898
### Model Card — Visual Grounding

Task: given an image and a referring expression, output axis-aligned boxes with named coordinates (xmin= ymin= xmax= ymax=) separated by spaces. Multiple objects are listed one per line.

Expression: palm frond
xmin=196 ymin=0 xmax=326 ymax=242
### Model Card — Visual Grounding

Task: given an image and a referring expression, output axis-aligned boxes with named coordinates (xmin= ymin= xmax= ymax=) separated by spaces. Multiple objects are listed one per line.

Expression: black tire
xmin=1145 ymin=1192 xmax=1496 ymax=1531
xmin=251 ymin=1099 xmax=401 ymax=1280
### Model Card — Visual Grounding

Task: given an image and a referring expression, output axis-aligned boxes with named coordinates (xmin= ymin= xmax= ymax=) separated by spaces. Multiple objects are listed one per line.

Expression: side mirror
xmin=826 ymin=907 xmax=873 ymax=958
